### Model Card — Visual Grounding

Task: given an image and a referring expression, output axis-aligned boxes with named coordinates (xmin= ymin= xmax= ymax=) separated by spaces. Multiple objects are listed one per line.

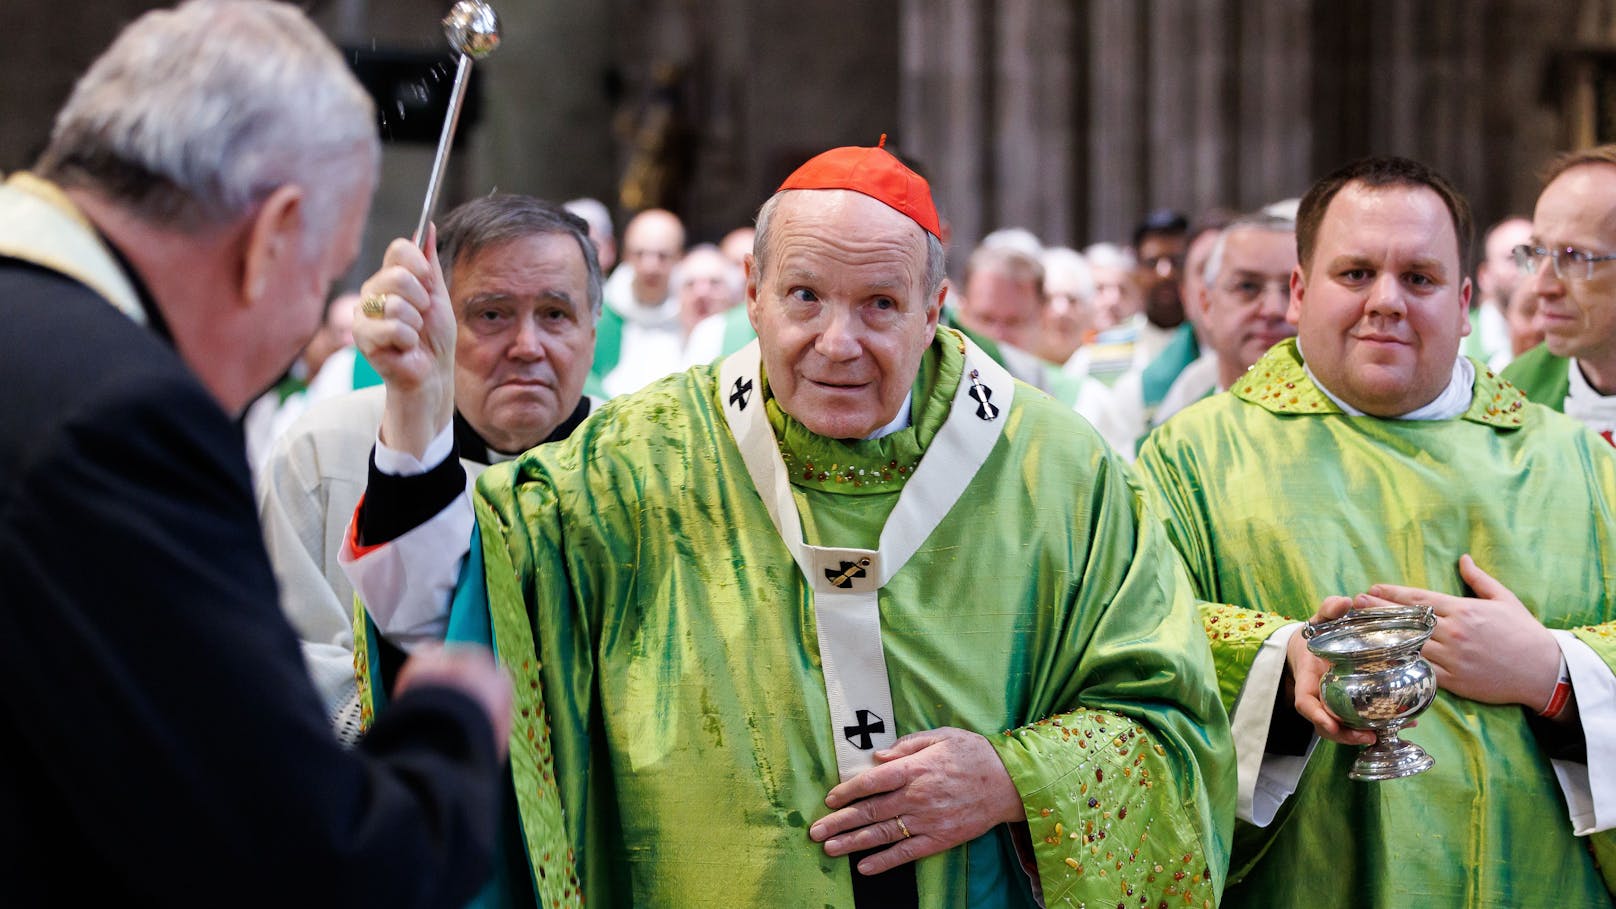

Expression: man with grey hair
xmin=674 ymin=243 xmax=744 ymax=334
xmin=1091 ymin=212 xmax=1235 ymax=459
xmin=675 ymin=242 xmax=748 ymax=365
xmin=1035 ymin=245 xmax=1096 ymax=368
xmin=347 ymin=140 xmax=1232 ymax=907
xmin=954 ymin=240 xmax=1113 ymax=424
xmin=956 ymin=243 xmax=1047 ymax=356
xmin=0 ymin=1 xmax=509 ymax=904
xmin=259 ymin=194 xmax=602 ymax=734
xmin=1151 ymin=212 xmax=1297 ymax=427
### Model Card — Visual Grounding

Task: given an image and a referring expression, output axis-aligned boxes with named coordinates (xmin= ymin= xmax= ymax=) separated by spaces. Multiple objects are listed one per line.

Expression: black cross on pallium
xmin=824 ymin=558 xmax=870 ymax=589
xmin=844 ymin=709 xmax=885 ymax=750
xmin=729 ymin=376 xmax=754 ymax=410
xmin=967 ymin=369 xmax=999 ymax=421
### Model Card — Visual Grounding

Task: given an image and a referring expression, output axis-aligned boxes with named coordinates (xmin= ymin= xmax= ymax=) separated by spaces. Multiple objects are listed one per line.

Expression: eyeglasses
xmin=1512 ymin=244 xmax=1616 ymax=282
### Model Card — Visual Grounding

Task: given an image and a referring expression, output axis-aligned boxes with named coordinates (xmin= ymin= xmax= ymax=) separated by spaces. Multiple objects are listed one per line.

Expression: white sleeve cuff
xmin=338 ymin=491 xmax=473 ymax=651
xmin=1231 ymin=621 xmax=1315 ymax=826
xmin=1548 ymin=629 xmax=1616 ymax=835
xmin=373 ymin=421 xmax=455 ymax=477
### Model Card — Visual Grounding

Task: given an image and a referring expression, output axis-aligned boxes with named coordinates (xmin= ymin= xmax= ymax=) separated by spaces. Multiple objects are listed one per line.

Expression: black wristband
xmin=355 ymin=445 xmax=467 ymax=545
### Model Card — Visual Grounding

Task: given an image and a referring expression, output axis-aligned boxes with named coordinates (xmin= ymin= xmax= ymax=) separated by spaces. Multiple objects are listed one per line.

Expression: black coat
xmin=0 ymin=257 xmax=500 ymax=907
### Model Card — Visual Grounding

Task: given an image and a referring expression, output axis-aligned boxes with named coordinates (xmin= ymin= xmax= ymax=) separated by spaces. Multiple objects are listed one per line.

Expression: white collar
xmin=863 ymin=391 xmax=914 ymax=440
xmin=602 ymin=264 xmax=680 ymax=327
xmin=1566 ymin=358 xmax=1616 ymax=428
xmin=1298 ymin=338 xmax=1475 ymax=421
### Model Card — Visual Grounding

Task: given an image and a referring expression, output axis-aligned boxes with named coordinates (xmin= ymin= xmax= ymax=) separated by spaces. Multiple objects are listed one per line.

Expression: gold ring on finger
xmin=895 ymin=816 xmax=912 ymax=839
xmin=360 ymin=292 xmax=387 ymax=319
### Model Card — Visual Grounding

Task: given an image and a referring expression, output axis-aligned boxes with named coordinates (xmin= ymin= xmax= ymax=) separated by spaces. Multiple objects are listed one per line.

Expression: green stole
xmin=581 ymin=306 xmax=639 ymax=397
xmin=590 ymin=306 xmax=626 ymax=380
xmin=352 ymin=350 xmax=383 ymax=391
xmin=1041 ymin=372 xmax=1085 ymax=408
xmin=1139 ymin=322 xmax=1200 ymax=410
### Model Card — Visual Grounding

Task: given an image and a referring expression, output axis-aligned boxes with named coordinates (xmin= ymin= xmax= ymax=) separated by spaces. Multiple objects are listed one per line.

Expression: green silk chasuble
xmin=1136 ymin=339 xmax=1616 ymax=909
xmin=463 ymin=329 xmax=1234 ymax=907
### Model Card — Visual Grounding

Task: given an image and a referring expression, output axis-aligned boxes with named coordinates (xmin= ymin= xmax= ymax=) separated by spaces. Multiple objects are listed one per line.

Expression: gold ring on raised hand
xmin=360 ymin=293 xmax=387 ymax=319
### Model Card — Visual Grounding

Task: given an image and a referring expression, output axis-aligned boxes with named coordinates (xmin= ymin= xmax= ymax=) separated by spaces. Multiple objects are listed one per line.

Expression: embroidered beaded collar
xmin=1232 ymin=339 xmax=1527 ymax=429
xmin=757 ymin=332 xmax=962 ymax=495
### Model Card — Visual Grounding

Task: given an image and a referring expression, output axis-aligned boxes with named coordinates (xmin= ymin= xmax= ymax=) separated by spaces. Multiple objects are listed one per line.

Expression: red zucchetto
xmin=776 ymin=135 xmax=941 ymax=240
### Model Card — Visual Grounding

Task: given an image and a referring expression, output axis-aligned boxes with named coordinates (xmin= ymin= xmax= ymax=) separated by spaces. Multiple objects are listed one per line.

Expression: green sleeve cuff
xmin=1201 ymin=602 xmax=1291 ymax=715
xmin=990 ymin=708 xmax=1220 ymax=908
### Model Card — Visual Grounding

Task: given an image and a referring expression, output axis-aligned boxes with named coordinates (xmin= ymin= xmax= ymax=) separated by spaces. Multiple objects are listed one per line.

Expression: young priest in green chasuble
xmin=1136 ymin=156 xmax=1616 ymax=909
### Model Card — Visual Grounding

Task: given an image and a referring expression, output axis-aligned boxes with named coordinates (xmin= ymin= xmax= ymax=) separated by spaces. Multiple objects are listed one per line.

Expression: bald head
xmin=623 ymin=209 xmax=685 ymax=306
